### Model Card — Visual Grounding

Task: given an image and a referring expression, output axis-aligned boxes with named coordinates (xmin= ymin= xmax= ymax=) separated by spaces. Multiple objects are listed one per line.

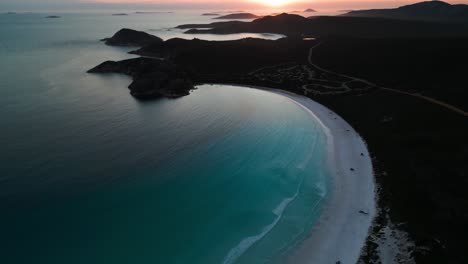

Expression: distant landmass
xmin=344 ymin=1 xmax=468 ymax=22
xmin=45 ymin=16 xmax=60 ymax=19
xmin=213 ymin=13 xmax=261 ymax=19
xmin=176 ymin=20 xmax=246 ymax=29
xmin=202 ymin=13 xmax=220 ymax=16
xmin=179 ymin=12 xmax=468 ymax=38
xmin=304 ymin=9 xmax=317 ymax=12
xmin=101 ymin=28 xmax=163 ymax=47
xmin=112 ymin=13 xmax=128 ymax=16
xmin=183 ymin=14 xmax=309 ymax=36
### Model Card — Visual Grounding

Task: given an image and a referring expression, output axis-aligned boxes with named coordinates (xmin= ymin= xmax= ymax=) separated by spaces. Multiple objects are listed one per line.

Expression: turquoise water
xmin=0 ymin=12 xmax=330 ymax=264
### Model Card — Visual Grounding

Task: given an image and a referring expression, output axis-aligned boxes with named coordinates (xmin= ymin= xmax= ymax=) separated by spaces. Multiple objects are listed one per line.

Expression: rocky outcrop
xmin=101 ymin=28 xmax=163 ymax=47
xmin=88 ymin=57 xmax=194 ymax=99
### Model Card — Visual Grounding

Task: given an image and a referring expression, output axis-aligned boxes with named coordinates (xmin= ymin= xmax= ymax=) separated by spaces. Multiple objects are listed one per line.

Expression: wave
xmin=222 ymin=176 xmax=305 ymax=264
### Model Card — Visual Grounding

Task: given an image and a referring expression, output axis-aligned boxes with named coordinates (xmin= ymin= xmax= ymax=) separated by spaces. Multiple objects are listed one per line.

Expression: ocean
xmin=0 ymin=12 xmax=331 ymax=264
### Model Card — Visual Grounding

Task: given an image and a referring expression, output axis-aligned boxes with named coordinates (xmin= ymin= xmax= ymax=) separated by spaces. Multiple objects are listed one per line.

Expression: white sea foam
xmin=296 ymin=128 xmax=318 ymax=171
xmin=267 ymin=88 xmax=376 ymax=264
xmin=214 ymin=85 xmax=376 ymax=264
xmin=222 ymin=175 xmax=305 ymax=264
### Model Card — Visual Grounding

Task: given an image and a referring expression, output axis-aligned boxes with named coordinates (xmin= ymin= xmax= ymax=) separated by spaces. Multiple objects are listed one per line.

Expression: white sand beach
xmin=270 ymin=88 xmax=376 ymax=264
xmin=222 ymin=85 xmax=376 ymax=264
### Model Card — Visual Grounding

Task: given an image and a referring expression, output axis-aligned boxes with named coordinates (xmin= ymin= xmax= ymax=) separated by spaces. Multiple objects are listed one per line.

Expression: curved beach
xmin=235 ymin=86 xmax=376 ymax=264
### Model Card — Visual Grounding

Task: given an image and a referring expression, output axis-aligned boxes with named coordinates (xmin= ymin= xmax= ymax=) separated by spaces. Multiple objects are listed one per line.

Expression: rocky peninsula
xmin=90 ymin=29 xmax=195 ymax=99
xmin=88 ymin=57 xmax=194 ymax=99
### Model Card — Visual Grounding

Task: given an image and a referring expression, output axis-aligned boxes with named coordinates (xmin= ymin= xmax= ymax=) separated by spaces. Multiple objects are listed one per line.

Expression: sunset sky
xmin=2 ymin=0 xmax=468 ymax=11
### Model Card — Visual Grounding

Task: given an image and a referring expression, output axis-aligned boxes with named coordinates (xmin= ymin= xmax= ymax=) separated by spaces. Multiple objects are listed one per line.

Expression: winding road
xmin=307 ymin=42 xmax=468 ymax=117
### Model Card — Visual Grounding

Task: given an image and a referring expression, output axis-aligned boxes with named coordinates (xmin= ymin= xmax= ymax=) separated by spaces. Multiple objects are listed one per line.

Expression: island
xmin=112 ymin=13 xmax=128 ymax=16
xmin=213 ymin=13 xmax=261 ymax=19
xmin=90 ymin=7 xmax=468 ymax=262
xmin=101 ymin=28 xmax=163 ymax=47
xmin=45 ymin=15 xmax=60 ymax=19
xmin=304 ymin=8 xmax=317 ymax=12
xmin=201 ymin=13 xmax=220 ymax=16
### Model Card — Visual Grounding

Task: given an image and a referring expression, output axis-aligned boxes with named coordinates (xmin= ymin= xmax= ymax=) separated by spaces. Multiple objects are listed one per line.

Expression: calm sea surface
xmin=0 ymin=12 xmax=331 ymax=264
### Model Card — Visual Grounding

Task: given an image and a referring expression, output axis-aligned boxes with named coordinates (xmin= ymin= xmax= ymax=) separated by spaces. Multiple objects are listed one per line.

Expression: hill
xmin=213 ymin=13 xmax=260 ymax=19
xmin=101 ymin=28 xmax=163 ymax=47
xmin=344 ymin=1 xmax=468 ymax=22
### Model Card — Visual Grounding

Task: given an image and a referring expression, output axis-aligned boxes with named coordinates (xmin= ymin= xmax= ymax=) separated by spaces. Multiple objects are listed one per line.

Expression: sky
xmin=1 ymin=0 xmax=468 ymax=12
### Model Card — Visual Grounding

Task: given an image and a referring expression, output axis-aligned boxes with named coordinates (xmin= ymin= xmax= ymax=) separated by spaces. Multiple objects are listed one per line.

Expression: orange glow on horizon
xmin=251 ymin=0 xmax=299 ymax=7
xmin=91 ymin=0 xmax=301 ymax=7
xmin=87 ymin=0 xmax=468 ymax=11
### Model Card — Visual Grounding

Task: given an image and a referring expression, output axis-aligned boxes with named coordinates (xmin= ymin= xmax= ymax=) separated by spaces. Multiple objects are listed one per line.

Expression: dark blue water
xmin=0 ymin=12 xmax=330 ymax=264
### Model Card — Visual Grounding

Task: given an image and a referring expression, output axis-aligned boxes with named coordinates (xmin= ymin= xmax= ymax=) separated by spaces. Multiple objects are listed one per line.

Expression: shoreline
xmin=206 ymin=84 xmax=376 ymax=264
